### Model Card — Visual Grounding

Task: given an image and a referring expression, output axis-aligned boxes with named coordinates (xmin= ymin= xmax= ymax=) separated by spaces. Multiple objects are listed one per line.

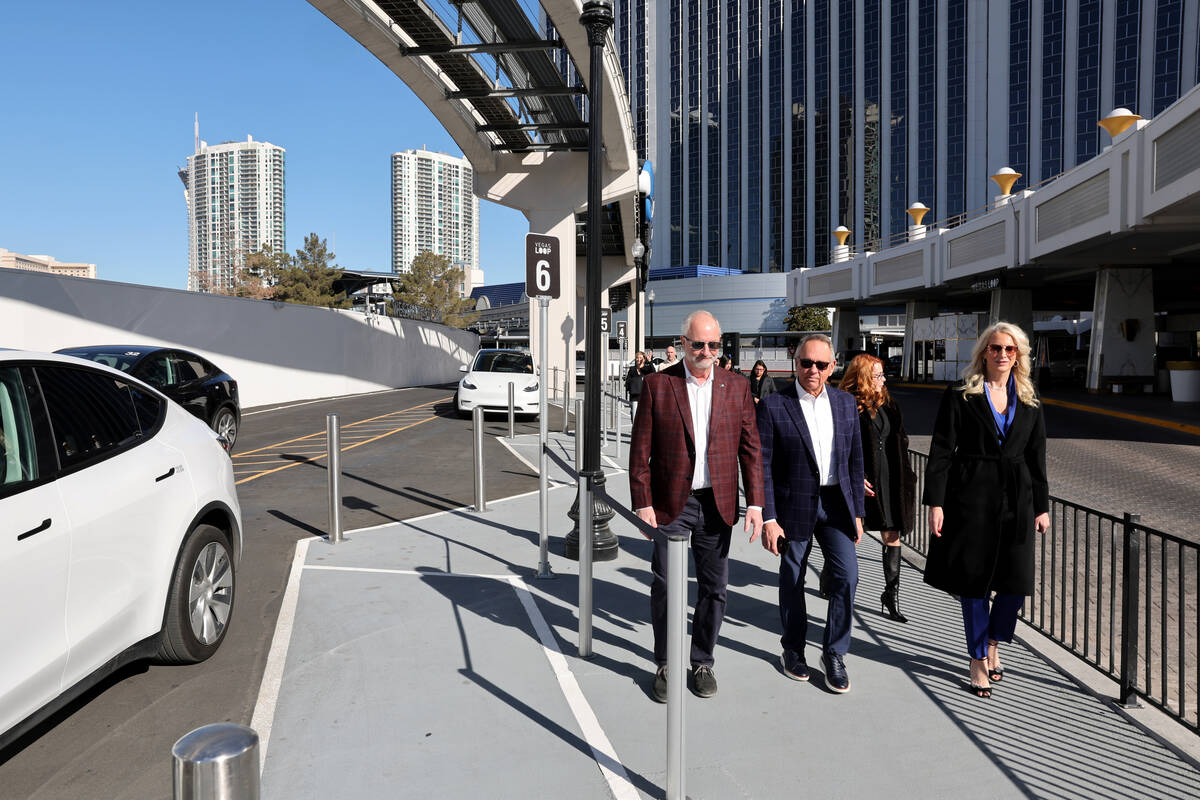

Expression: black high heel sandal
xmin=968 ymin=659 xmax=992 ymax=698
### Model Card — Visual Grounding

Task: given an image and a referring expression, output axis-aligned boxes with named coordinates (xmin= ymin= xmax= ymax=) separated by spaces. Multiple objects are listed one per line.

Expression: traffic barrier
xmin=326 ymin=414 xmax=342 ymax=544
xmin=172 ymin=723 xmax=260 ymax=800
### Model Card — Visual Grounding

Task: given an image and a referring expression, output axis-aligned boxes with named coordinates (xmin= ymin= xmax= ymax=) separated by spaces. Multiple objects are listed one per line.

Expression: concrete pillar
xmin=902 ymin=300 xmax=938 ymax=380
xmin=1086 ymin=268 xmax=1155 ymax=392
xmin=988 ymin=287 xmax=1034 ymax=343
xmin=831 ymin=308 xmax=861 ymax=355
xmin=526 ymin=210 xmax=578 ymax=390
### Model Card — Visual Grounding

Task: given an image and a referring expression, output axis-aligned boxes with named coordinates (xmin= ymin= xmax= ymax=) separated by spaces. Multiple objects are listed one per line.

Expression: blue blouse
xmin=984 ymin=374 xmax=1018 ymax=445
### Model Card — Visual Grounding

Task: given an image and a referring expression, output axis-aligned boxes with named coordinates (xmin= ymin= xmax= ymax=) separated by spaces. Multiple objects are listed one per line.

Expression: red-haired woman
xmin=838 ymin=354 xmax=917 ymax=623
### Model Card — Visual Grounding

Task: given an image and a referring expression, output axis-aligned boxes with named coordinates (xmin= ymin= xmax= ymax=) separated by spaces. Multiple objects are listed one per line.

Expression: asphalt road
xmin=0 ymin=385 xmax=544 ymax=800
xmin=2 ymin=382 xmax=1196 ymax=798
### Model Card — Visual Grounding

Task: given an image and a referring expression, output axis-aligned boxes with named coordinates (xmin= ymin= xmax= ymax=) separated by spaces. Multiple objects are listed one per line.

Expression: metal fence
xmin=907 ymin=449 xmax=1200 ymax=733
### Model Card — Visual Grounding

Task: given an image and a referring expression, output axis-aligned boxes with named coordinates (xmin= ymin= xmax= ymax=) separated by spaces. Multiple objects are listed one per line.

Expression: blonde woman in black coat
xmin=838 ymin=354 xmax=917 ymax=622
xmin=924 ymin=322 xmax=1050 ymax=698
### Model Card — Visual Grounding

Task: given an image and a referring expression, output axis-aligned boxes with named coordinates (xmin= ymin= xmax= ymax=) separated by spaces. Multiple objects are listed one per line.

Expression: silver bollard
xmin=562 ymin=375 xmax=572 ymax=434
xmin=507 ymin=381 xmax=516 ymax=439
xmin=172 ymin=723 xmax=260 ymax=800
xmin=536 ymin=296 xmax=553 ymax=579
xmin=578 ymin=474 xmax=594 ymax=657
xmin=665 ymin=535 xmax=688 ymax=800
xmin=574 ymin=398 xmax=584 ymax=461
xmin=614 ymin=396 xmax=623 ymax=460
xmin=326 ymin=414 xmax=342 ymax=544
xmin=473 ymin=405 xmax=486 ymax=512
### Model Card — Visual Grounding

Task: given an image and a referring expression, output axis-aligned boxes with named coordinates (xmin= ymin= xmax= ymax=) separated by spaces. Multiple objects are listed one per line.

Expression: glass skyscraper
xmin=621 ymin=0 xmax=1200 ymax=273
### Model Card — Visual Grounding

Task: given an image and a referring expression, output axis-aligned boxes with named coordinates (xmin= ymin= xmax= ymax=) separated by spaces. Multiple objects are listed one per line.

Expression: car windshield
xmin=60 ymin=349 xmax=144 ymax=372
xmin=473 ymin=351 xmax=533 ymax=374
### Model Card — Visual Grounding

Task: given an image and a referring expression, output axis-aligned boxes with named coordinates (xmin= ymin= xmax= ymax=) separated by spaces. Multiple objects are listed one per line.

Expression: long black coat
xmin=859 ymin=401 xmax=917 ymax=535
xmin=922 ymin=384 xmax=1049 ymax=598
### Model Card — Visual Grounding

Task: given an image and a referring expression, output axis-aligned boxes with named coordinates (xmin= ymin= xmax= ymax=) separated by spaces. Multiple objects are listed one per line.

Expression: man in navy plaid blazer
xmin=756 ymin=334 xmax=865 ymax=693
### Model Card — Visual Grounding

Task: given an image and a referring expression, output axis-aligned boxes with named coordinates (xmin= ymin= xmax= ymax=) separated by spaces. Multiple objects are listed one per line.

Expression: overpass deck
xmin=255 ymin=426 xmax=1200 ymax=799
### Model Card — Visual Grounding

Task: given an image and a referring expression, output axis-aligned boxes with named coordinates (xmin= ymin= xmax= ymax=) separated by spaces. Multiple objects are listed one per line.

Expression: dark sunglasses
xmin=987 ymin=344 xmax=1018 ymax=355
xmin=797 ymin=358 xmax=831 ymax=371
xmin=684 ymin=338 xmax=722 ymax=352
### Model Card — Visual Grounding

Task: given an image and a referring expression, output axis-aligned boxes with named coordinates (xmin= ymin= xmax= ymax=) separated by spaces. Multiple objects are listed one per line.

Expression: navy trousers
xmin=650 ymin=490 xmax=731 ymax=668
xmin=779 ymin=485 xmax=859 ymax=657
xmin=960 ymin=593 xmax=1024 ymax=659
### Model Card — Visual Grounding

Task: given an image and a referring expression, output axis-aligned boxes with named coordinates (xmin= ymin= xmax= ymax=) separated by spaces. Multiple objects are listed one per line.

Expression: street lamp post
xmin=564 ymin=0 xmax=619 ymax=580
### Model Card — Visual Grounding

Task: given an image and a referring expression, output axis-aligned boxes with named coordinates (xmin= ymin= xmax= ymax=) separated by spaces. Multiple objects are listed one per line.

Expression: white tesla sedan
xmin=456 ymin=349 xmax=539 ymax=419
xmin=0 ymin=350 xmax=242 ymax=750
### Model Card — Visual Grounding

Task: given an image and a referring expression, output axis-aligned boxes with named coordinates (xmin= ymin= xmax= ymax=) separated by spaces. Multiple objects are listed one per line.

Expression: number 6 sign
xmin=525 ymin=233 xmax=561 ymax=299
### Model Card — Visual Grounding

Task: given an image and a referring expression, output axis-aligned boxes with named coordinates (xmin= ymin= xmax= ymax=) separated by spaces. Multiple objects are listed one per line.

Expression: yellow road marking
xmin=235 ymin=415 xmax=439 ymax=486
xmin=233 ymin=397 xmax=446 ymax=458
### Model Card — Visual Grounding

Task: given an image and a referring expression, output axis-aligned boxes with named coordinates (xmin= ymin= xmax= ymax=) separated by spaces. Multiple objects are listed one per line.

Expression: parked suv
xmin=55 ymin=345 xmax=240 ymax=451
xmin=0 ymin=351 xmax=242 ymax=750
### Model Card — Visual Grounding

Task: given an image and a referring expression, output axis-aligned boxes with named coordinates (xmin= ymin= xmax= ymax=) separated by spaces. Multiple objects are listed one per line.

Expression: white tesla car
xmin=0 ymin=350 xmax=242 ymax=749
xmin=456 ymin=349 xmax=539 ymax=419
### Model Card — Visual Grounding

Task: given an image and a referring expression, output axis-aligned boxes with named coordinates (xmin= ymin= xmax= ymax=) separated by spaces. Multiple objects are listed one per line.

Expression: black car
xmin=55 ymin=345 xmax=240 ymax=450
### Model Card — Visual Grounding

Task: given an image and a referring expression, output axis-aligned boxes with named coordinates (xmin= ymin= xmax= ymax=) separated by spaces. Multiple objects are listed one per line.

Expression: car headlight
xmin=523 ymin=382 xmax=539 ymax=392
xmin=461 ymin=380 xmax=477 ymax=390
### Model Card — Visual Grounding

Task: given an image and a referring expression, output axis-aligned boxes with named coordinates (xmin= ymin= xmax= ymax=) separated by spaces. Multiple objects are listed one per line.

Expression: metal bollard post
xmin=578 ymin=473 xmax=594 ymax=657
xmin=507 ymin=381 xmax=516 ymax=439
xmin=473 ymin=406 xmax=486 ymax=512
xmin=614 ymin=396 xmax=623 ymax=460
xmin=562 ymin=375 xmax=571 ymax=433
xmin=574 ymin=398 xmax=584 ymax=479
xmin=536 ymin=296 xmax=553 ymax=579
xmin=1118 ymin=512 xmax=1142 ymax=707
xmin=665 ymin=534 xmax=688 ymax=800
xmin=172 ymin=723 xmax=260 ymax=800
xmin=326 ymin=414 xmax=342 ymax=544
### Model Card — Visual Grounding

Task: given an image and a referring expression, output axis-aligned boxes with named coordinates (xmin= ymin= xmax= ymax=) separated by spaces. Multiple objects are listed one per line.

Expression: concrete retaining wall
xmin=0 ymin=268 xmax=479 ymax=408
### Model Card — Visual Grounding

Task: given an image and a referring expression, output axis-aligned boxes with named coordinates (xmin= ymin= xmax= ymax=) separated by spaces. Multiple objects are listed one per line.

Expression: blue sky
xmin=0 ymin=0 xmax=529 ymax=289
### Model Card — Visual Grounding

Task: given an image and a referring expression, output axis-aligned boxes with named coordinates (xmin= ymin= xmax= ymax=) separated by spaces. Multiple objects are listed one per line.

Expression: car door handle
xmin=18 ymin=519 xmax=52 ymax=541
xmin=155 ymin=467 xmax=176 ymax=482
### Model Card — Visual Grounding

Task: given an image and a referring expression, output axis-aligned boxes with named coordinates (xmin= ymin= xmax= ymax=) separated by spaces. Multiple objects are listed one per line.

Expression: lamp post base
xmin=563 ymin=473 xmax=620 ymax=562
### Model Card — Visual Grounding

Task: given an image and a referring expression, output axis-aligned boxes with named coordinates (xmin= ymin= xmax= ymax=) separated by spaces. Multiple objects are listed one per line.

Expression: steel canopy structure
xmin=308 ymin=0 xmax=642 ymax=380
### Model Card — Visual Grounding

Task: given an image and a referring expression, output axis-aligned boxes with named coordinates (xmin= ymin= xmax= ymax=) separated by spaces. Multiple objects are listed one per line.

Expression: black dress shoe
xmin=652 ymin=665 xmax=668 ymax=703
xmin=781 ymin=649 xmax=810 ymax=681
xmin=822 ymin=654 xmax=851 ymax=693
xmin=691 ymin=665 xmax=718 ymax=698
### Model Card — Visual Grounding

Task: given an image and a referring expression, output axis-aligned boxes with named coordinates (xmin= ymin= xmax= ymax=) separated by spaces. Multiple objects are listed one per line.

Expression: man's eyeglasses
xmin=684 ymin=337 xmax=722 ymax=352
xmin=987 ymin=344 xmax=1018 ymax=355
xmin=797 ymin=358 xmax=830 ymax=371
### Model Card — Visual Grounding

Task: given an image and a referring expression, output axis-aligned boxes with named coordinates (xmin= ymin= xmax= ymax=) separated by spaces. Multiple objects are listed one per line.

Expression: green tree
xmin=268 ymin=234 xmax=350 ymax=309
xmin=393 ymin=250 xmax=479 ymax=328
xmin=784 ymin=305 xmax=831 ymax=332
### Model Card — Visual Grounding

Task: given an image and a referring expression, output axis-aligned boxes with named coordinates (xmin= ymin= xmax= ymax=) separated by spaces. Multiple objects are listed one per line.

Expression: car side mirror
xmin=459 ymin=364 xmax=468 ymax=372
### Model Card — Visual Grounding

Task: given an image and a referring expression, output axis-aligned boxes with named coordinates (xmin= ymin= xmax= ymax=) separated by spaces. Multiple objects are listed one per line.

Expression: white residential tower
xmin=391 ymin=147 xmax=479 ymax=291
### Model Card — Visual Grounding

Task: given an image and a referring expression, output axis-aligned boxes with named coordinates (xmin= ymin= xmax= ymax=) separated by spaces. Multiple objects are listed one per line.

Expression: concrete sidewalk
xmin=254 ymin=430 xmax=1200 ymax=799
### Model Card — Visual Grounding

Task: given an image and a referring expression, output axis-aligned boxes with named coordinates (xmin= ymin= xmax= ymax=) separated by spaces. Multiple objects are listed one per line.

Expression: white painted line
xmin=250 ymin=535 xmax=318 ymax=769
xmin=304 ymin=565 xmax=516 ymax=580
xmin=508 ymin=577 xmax=639 ymax=800
xmin=242 ymin=387 xmax=409 ymax=416
xmin=498 ymin=436 xmax=540 ymax=475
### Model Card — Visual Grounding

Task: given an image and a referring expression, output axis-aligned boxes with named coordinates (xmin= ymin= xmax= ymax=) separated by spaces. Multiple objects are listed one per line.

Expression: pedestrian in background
xmin=923 ymin=321 xmax=1050 ymax=698
xmin=629 ymin=310 xmax=764 ymax=702
xmin=749 ymin=359 xmax=776 ymax=405
xmin=658 ymin=344 xmax=678 ymax=371
xmin=838 ymin=354 xmax=917 ymax=623
xmin=625 ymin=350 xmax=655 ymax=420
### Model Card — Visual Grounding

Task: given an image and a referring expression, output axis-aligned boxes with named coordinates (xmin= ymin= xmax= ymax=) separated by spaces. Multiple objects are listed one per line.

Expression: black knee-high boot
xmin=881 ymin=545 xmax=908 ymax=622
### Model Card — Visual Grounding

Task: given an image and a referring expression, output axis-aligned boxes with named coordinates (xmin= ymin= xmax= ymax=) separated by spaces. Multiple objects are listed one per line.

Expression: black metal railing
xmin=907 ymin=449 xmax=1199 ymax=733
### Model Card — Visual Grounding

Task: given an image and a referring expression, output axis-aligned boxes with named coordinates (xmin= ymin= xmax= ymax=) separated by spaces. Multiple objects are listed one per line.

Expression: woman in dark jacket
xmin=924 ymin=321 xmax=1050 ymax=698
xmin=838 ymin=354 xmax=917 ymax=622
xmin=625 ymin=351 xmax=655 ymax=420
xmin=748 ymin=359 xmax=776 ymax=404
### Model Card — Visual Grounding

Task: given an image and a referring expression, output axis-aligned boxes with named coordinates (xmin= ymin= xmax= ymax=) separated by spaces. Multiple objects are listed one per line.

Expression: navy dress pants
xmin=779 ymin=485 xmax=859 ymax=657
xmin=650 ymin=490 xmax=731 ymax=668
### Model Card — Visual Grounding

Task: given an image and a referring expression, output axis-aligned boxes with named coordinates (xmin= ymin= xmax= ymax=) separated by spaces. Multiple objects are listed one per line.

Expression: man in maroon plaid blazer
xmin=629 ymin=310 xmax=765 ymax=702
